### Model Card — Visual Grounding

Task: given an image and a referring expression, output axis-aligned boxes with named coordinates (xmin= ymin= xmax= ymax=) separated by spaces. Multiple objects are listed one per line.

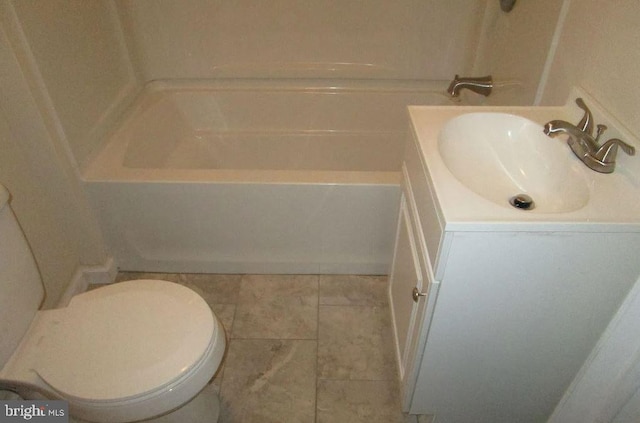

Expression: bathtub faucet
xmin=447 ymin=75 xmax=493 ymax=97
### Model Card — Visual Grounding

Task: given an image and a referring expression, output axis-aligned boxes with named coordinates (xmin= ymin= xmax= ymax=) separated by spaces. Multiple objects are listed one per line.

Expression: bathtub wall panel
xmin=86 ymin=181 xmax=400 ymax=275
xmin=10 ymin=0 xmax=140 ymax=168
xmin=471 ymin=0 xmax=564 ymax=106
xmin=116 ymin=0 xmax=487 ymax=81
xmin=0 ymin=15 xmax=110 ymax=307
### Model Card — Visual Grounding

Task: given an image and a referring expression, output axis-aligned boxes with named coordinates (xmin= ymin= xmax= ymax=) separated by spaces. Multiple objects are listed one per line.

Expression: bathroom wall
xmin=10 ymin=0 xmax=140 ymax=169
xmin=540 ymin=0 xmax=640 ymax=139
xmin=472 ymin=0 xmax=565 ymax=105
xmin=0 ymin=13 xmax=109 ymax=307
xmin=116 ymin=0 xmax=488 ymax=81
xmin=0 ymin=0 xmax=125 ymax=306
xmin=541 ymin=2 xmax=640 ymax=419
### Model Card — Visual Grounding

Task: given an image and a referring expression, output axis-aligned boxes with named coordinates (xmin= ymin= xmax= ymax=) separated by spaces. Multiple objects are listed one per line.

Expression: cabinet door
xmin=389 ymin=195 xmax=423 ymax=384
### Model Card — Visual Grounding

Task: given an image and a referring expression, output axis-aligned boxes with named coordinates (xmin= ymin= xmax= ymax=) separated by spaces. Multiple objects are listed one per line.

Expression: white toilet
xmin=0 ymin=183 xmax=226 ymax=423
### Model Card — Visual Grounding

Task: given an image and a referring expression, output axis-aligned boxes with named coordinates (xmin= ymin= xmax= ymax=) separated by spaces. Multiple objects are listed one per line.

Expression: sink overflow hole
xmin=509 ymin=194 xmax=535 ymax=210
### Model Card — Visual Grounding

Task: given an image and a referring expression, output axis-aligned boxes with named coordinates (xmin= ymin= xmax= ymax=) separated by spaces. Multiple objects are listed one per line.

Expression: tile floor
xmin=111 ymin=273 xmax=426 ymax=423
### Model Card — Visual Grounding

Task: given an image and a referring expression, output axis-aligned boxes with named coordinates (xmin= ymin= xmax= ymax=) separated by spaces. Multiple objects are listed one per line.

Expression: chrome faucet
xmin=543 ymin=98 xmax=635 ymax=173
xmin=575 ymin=97 xmax=594 ymax=135
xmin=447 ymin=75 xmax=493 ymax=97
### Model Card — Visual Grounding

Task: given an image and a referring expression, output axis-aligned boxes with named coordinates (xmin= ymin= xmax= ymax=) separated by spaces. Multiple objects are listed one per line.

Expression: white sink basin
xmin=438 ymin=113 xmax=590 ymax=213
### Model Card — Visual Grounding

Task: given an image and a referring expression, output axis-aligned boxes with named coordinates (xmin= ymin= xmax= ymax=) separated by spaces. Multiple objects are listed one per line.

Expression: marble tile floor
xmin=104 ymin=273 xmax=429 ymax=423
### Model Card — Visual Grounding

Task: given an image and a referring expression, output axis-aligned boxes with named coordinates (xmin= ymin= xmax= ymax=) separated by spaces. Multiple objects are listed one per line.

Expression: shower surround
xmin=75 ymin=0 xmax=532 ymax=274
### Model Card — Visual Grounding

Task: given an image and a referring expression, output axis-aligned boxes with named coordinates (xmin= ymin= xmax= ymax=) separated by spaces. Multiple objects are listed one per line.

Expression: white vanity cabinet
xmin=389 ymin=109 xmax=640 ymax=423
xmin=388 ymin=178 xmax=437 ymax=408
xmin=388 ymin=129 xmax=443 ymax=410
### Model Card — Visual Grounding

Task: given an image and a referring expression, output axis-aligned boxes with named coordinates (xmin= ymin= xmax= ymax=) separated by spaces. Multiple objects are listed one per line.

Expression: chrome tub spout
xmin=447 ymin=75 xmax=493 ymax=97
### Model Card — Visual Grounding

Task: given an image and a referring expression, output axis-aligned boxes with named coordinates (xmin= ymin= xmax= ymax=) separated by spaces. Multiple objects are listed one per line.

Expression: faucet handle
xmin=594 ymin=138 xmax=636 ymax=166
xmin=595 ymin=124 xmax=608 ymax=143
xmin=575 ymin=98 xmax=594 ymax=136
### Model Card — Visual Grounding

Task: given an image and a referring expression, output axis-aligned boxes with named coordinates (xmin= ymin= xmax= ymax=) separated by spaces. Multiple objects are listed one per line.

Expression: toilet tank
xmin=0 ymin=183 xmax=44 ymax=368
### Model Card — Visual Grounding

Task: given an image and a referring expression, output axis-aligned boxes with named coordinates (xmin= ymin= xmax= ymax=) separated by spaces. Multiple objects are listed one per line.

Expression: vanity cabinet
xmin=388 ymin=130 xmax=442 ymax=409
xmin=388 ymin=113 xmax=640 ymax=423
xmin=388 ymin=172 xmax=439 ymax=407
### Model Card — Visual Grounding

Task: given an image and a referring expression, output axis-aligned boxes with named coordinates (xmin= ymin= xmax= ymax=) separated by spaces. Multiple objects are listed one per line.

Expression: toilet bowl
xmin=0 ymin=184 xmax=226 ymax=422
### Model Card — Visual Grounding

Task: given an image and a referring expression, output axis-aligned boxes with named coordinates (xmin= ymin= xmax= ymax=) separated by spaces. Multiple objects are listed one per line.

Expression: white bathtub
xmin=83 ymin=79 xmax=455 ymax=274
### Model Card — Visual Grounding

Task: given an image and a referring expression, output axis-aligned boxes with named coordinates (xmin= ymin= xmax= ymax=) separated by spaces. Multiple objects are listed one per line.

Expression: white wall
xmin=541 ymin=1 xmax=640 ymax=420
xmin=0 ymin=10 xmax=109 ymax=307
xmin=0 ymin=0 xmax=132 ymax=305
xmin=472 ymin=0 xmax=565 ymax=105
xmin=116 ymin=0 xmax=487 ymax=81
xmin=541 ymin=0 xmax=640 ymax=140
xmin=10 ymin=0 xmax=139 ymax=168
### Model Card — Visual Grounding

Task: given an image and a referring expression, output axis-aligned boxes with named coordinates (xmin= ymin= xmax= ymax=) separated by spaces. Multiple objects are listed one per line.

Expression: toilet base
xmin=69 ymin=383 xmax=220 ymax=423
xmin=151 ymin=383 xmax=220 ymax=423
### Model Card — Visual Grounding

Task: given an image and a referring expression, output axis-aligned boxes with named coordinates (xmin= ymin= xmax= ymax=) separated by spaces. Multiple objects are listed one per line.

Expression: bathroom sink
xmin=437 ymin=112 xmax=589 ymax=213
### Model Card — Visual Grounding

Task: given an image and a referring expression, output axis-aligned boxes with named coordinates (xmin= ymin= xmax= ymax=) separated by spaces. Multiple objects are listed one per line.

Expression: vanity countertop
xmin=407 ymin=94 xmax=640 ymax=232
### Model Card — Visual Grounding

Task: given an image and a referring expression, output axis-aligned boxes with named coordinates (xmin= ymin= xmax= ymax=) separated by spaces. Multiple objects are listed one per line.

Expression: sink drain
xmin=509 ymin=194 xmax=535 ymax=210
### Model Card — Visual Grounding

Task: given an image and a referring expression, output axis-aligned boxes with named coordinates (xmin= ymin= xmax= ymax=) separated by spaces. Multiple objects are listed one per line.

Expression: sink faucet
xmin=447 ymin=75 xmax=493 ymax=97
xmin=543 ymin=98 xmax=635 ymax=173
xmin=575 ymin=98 xmax=594 ymax=135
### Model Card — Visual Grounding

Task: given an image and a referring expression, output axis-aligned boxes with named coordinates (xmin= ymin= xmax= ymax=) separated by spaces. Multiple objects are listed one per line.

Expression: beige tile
xmin=208 ymin=361 xmax=225 ymax=395
xmin=115 ymin=272 xmax=241 ymax=304
xmin=319 ymin=274 xmax=389 ymax=306
xmin=220 ymin=339 xmax=316 ymax=423
xmin=210 ymin=303 xmax=236 ymax=336
xmin=318 ymin=305 xmax=396 ymax=381
xmin=232 ymin=275 xmax=318 ymax=339
xmin=208 ymin=303 xmax=236 ymax=394
xmin=317 ymin=380 xmax=404 ymax=423
xmin=174 ymin=274 xmax=242 ymax=305
xmin=115 ymin=272 xmax=242 ymax=305
xmin=85 ymin=284 xmax=103 ymax=291
xmin=107 ymin=273 xmax=408 ymax=422
xmin=404 ymin=414 xmax=419 ymax=423
xmin=113 ymin=271 xmax=136 ymax=283
xmin=114 ymin=271 xmax=177 ymax=283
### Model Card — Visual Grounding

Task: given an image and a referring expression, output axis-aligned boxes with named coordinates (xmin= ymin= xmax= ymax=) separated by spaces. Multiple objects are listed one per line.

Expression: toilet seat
xmin=0 ymin=279 xmax=225 ymax=423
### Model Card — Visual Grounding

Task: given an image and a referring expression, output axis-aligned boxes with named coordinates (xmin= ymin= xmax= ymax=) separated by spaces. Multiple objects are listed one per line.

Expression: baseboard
xmin=56 ymin=257 xmax=117 ymax=307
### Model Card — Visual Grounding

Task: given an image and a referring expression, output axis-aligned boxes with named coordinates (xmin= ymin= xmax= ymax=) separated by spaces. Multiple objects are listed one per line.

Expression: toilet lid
xmin=34 ymin=280 xmax=215 ymax=402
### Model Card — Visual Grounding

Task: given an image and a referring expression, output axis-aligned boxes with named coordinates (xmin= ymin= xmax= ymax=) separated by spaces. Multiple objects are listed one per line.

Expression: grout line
xmin=227 ymin=337 xmax=319 ymax=341
xmin=319 ymin=303 xmax=390 ymax=308
xmin=315 ymin=274 xmax=320 ymax=423
xmin=316 ymin=377 xmax=398 ymax=382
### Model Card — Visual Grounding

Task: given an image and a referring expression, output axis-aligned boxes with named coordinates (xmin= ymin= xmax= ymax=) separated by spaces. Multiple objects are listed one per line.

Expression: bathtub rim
xmin=139 ymin=78 xmax=456 ymax=95
xmin=82 ymin=117 xmax=401 ymax=185
xmin=82 ymin=78 xmax=455 ymax=184
xmin=83 ymin=167 xmax=401 ymax=185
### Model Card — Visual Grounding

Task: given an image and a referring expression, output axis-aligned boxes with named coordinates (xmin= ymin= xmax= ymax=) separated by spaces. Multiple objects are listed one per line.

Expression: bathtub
xmin=83 ymin=79 xmax=456 ymax=274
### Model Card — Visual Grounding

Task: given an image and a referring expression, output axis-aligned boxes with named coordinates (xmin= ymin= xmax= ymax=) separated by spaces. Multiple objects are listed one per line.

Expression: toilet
xmin=0 ymin=183 xmax=226 ymax=423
